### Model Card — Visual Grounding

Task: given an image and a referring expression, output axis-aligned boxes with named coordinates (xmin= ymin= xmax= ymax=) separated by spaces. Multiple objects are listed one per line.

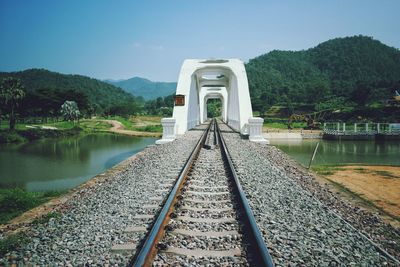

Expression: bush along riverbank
xmin=0 ymin=126 xmax=81 ymax=144
xmin=0 ymin=188 xmax=64 ymax=224
xmin=0 ymin=188 xmax=64 ymax=258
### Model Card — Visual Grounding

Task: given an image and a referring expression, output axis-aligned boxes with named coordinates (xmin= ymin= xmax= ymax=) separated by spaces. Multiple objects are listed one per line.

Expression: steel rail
xmin=129 ymin=122 xmax=211 ymax=267
xmin=216 ymin=120 xmax=275 ymax=267
xmin=213 ymin=119 xmax=218 ymax=147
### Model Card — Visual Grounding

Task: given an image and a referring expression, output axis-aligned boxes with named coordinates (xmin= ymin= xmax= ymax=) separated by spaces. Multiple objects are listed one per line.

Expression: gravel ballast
xmin=219 ymin=122 xmax=399 ymax=266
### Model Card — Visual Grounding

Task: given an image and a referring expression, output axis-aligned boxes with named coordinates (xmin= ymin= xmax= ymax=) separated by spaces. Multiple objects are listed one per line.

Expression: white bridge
xmin=156 ymin=59 xmax=268 ymax=144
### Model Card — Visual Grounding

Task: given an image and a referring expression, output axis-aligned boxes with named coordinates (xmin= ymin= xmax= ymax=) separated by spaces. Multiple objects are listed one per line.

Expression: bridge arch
xmin=172 ymin=59 xmax=253 ymax=134
xmin=156 ymin=59 xmax=268 ymax=144
xmin=199 ymin=88 xmax=227 ymax=123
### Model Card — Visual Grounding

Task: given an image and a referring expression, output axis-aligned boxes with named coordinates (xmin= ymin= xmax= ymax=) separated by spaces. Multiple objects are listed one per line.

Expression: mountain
xmin=0 ymin=69 xmax=135 ymax=111
xmin=245 ymin=35 xmax=400 ymax=115
xmin=106 ymin=77 xmax=176 ymax=100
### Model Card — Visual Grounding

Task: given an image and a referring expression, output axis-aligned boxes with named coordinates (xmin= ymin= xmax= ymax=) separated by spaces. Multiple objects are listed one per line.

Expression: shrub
xmin=0 ymin=188 xmax=43 ymax=223
xmin=133 ymin=125 xmax=162 ymax=132
xmin=0 ymin=131 xmax=26 ymax=143
xmin=32 ymin=211 xmax=61 ymax=225
xmin=0 ymin=233 xmax=28 ymax=257
xmin=0 ymin=188 xmax=65 ymax=224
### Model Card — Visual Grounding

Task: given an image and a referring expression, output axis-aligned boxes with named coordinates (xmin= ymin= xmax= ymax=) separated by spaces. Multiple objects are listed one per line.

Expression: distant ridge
xmin=106 ymin=77 xmax=176 ymax=100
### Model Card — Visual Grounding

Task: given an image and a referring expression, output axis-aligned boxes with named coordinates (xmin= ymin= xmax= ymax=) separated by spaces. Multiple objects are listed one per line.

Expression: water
xmin=270 ymin=139 xmax=400 ymax=167
xmin=0 ymin=134 xmax=156 ymax=191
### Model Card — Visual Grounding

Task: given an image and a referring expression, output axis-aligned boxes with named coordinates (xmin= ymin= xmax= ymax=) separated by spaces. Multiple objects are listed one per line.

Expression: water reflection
xmin=270 ymin=139 xmax=400 ymax=167
xmin=0 ymin=134 xmax=156 ymax=191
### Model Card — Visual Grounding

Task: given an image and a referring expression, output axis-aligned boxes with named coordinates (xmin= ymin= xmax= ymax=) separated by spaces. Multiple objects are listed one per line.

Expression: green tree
xmin=252 ymin=98 xmax=268 ymax=117
xmin=206 ymin=99 xmax=222 ymax=118
xmin=351 ymin=82 xmax=371 ymax=106
xmin=60 ymin=101 xmax=80 ymax=122
xmin=307 ymin=78 xmax=330 ymax=103
xmin=283 ymin=95 xmax=294 ymax=116
xmin=108 ymin=102 xmax=141 ymax=118
xmin=0 ymin=77 xmax=26 ymax=130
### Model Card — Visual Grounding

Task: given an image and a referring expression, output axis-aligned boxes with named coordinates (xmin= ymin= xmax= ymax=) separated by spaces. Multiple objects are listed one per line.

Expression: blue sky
xmin=1 ymin=0 xmax=399 ymax=81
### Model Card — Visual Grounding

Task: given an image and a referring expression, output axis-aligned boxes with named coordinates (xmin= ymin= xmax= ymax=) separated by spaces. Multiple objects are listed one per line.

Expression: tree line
xmin=0 ymin=76 xmax=175 ymax=130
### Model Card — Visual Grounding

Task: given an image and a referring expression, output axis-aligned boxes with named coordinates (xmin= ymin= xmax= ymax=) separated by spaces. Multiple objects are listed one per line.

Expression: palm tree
xmin=0 ymin=77 xmax=26 ymax=130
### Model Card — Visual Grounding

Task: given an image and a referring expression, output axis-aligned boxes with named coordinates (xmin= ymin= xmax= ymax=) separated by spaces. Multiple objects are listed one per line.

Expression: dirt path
xmin=101 ymin=119 xmax=161 ymax=137
xmin=325 ymin=165 xmax=400 ymax=219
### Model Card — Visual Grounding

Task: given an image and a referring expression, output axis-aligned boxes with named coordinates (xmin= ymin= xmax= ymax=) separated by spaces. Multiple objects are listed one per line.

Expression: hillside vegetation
xmin=246 ymin=36 xmax=400 ymax=121
xmin=0 ymin=69 xmax=137 ymax=116
xmin=106 ymin=77 xmax=176 ymax=100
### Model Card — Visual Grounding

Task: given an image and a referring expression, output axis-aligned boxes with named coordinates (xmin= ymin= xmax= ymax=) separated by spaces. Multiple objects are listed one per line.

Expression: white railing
xmin=323 ymin=122 xmax=400 ymax=135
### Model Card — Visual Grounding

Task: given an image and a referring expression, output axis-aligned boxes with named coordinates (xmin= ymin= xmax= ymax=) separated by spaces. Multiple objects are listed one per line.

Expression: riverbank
xmin=312 ymin=165 xmax=400 ymax=223
xmin=265 ymin=145 xmax=400 ymax=259
xmin=0 ymin=189 xmax=65 ymax=225
xmin=101 ymin=119 xmax=161 ymax=137
xmin=0 ymin=126 xmax=81 ymax=144
xmin=0 ymin=127 xmax=203 ymax=265
xmin=0 ymin=146 xmax=150 ymax=259
xmin=263 ymin=127 xmax=323 ymax=139
xmin=0 ymin=116 xmax=162 ymax=144
xmin=0 ymin=121 xmax=159 ymax=227
xmin=0 ymin=148 xmax=147 ymax=235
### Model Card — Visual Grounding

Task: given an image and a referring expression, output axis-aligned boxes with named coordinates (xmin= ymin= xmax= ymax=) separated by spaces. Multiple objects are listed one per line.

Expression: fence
xmin=323 ymin=122 xmax=400 ymax=135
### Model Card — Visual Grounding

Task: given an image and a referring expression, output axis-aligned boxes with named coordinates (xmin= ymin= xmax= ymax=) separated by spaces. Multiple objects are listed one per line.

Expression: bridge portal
xmin=156 ymin=59 xmax=268 ymax=144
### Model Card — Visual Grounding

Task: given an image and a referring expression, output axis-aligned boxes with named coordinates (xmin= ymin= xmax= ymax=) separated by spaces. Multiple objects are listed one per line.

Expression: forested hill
xmin=246 ymin=36 xmax=400 ymax=114
xmin=0 ymin=69 xmax=136 ymax=111
xmin=106 ymin=77 xmax=177 ymax=100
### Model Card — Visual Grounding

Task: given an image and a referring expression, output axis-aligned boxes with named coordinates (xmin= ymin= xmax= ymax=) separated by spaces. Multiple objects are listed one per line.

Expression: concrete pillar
xmin=377 ymin=123 xmax=380 ymax=133
xmin=337 ymin=122 xmax=340 ymax=131
xmin=156 ymin=118 xmax=176 ymax=144
xmin=323 ymin=122 xmax=326 ymax=131
xmin=354 ymin=123 xmax=357 ymax=133
xmin=248 ymin=117 xmax=269 ymax=144
xmin=366 ymin=123 xmax=369 ymax=132
xmin=343 ymin=123 xmax=346 ymax=132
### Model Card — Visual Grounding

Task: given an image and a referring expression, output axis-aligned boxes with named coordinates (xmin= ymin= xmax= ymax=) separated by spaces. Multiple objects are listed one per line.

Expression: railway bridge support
xmin=156 ymin=59 xmax=268 ymax=144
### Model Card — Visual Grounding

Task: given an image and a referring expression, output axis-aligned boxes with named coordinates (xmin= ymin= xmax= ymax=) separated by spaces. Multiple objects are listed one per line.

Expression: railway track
xmin=130 ymin=119 xmax=274 ymax=266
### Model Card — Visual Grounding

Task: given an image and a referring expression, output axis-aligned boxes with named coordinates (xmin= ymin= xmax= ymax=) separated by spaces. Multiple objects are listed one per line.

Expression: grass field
xmin=110 ymin=115 xmax=162 ymax=132
xmin=94 ymin=115 xmax=162 ymax=132
xmin=79 ymin=120 xmax=111 ymax=132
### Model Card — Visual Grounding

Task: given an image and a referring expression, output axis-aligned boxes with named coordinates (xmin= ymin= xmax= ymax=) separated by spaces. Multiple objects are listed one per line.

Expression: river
xmin=0 ymin=134 xmax=156 ymax=191
xmin=270 ymin=139 xmax=400 ymax=167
